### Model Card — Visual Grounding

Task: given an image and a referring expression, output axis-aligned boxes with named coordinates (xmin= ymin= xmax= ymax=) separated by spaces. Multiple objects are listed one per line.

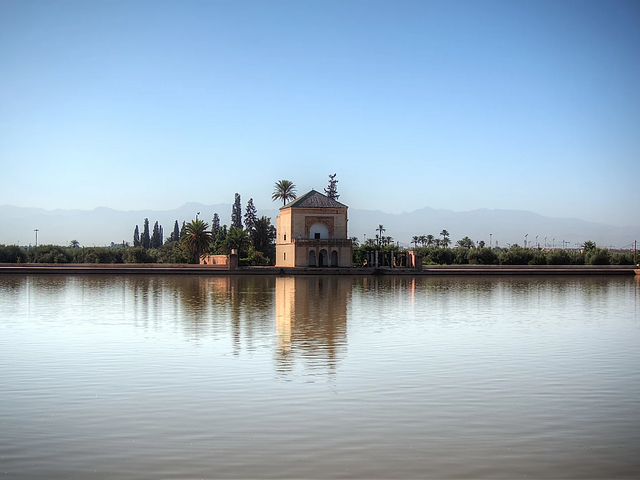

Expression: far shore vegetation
xmin=0 ymin=176 xmax=637 ymax=267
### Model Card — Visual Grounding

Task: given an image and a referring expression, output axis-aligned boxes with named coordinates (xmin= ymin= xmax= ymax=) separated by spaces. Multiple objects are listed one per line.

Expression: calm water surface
xmin=1 ymin=274 xmax=639 ymax=479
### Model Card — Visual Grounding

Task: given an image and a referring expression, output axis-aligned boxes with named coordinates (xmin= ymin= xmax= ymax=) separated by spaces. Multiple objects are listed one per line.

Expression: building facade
xmin=275 ymin=190 xmax=353 ymax=267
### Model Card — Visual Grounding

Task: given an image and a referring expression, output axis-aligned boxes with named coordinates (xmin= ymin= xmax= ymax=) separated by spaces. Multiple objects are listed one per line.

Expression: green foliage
xmin=156 ymin=242 xmax=190 ymax=264
xmin=456 ymin=236 xmax=475 ymax=249
xmin=468 ymin=247 xmax=499 ymax=265
xmin=211 ymin=213 xmax=220 ymax=238
xmin=547 ymin=249 xmax=571 ymax=265
xmin=26 ymin=245 xmax=73 ymax=263
xmin=150 ymin=221 xmax=163 ymax=249
xmin=241 ymin=248 xmax=270 ymax=266
xmin=0 ymin=245 xmax=27 ymax=263
xmin=452 ymin=247 xmax=469 ymax=264
xmin=142 ymin=218 xmax=150 ymax=249
xmin=244 ymin=198 xmax=258 ymax=233
xmin=168 ymin=220 xmax=179 ymax=243
xmin=324 ymin=173 xmax=339 ymax=200
xmin=224 ymin=226 xmax=250 ymax=257
xmin=180 ymin=218 xmax=212 ymax=263
xmin=499 ymin=246 xmax=535 ymax=265
xmin=133 ymin=225 xmax=140 ymax=247
xmin=582 ymin=240 xmax=597 ymax=253
xmin=82 ymin=247 xmax=123 ymax=264
xmin=424 ymin=246 xmax=455 ymax=265
xmin=250 ymin=216 xmax=276 ymax=262
xmin=123 ymin=247 xmax=156 ymax=264
xmin=586 ymin=247 xmax=610 ymax=265
xmin=272 ymin=180 xmax=297 ymax=206
xmin=231 ymin=193 xmax=243 ymax=228
xmin=529 ymin=251 xmax=548 ymax=265
xmin=610 ymin=252 xmax=634 ymax=265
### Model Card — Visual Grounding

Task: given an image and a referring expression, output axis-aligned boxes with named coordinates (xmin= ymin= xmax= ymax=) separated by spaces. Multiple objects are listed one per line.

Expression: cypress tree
xmin=180 ymin=221 xmax=186 ymax=239
xmin=151 ymin=221 xmax=162 ymax=249
xmin=211 ymin=213 xmax=220 ymax=238
xmin=231 ymin=193 xmax=242 ymax=228
xmin=244 ymin=198 xmax=257 ymax=233
xmin=133 ymin=225 xmax=140 ymax=247
xmin=142 ymin=218 xmax=150 ymax=249
xmin=324 ymin=173 xmax=339 ymax=200
xmin=169 ymin=220 xmax=180 ymax=243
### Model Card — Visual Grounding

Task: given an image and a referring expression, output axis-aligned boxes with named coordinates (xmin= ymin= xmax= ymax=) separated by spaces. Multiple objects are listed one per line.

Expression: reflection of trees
xmin=130 ymin=275 xmax=276 ymax=347
xmin=274 ymin=276 xmax=350 ymax=376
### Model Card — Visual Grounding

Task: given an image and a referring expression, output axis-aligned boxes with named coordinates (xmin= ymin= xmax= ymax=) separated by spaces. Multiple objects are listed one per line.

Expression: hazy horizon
xmin=2 ymin=199 xmax=639 ymax=229
xmin=1 ymin=0 xmax=638 ymax=227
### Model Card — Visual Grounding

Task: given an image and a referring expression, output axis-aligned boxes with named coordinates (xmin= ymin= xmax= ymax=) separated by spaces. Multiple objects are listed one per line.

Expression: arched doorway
xmin=308 ymin=250 xmax=317 ymax=267
xmin=319 ymin=249 xmax=328 ymax=267
xmin=331 ymin=250 xmax=339 ymax=267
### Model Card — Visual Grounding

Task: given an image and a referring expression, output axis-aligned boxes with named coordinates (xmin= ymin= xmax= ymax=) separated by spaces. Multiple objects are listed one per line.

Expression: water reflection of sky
xmin=1 ymin=274 xmax=639 ymax=479
xmin=1 ymin=274 xmax=637 ymax=379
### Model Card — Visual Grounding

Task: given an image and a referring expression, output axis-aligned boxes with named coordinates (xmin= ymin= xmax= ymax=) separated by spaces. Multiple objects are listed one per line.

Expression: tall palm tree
xmin=180 ymin=218 xmax=212 ymax=263
xmin=440 ymin=229 xmax=450 ymax=248
xmin=425 ymin=234 xmax=434 ymax=247
xmin=377 ymin=225 xmax=385 ymax=244
xmin=272 ymin=180 xmax=297 ymax=206
xmin=412 ymin=236 xmax=419 ymax=249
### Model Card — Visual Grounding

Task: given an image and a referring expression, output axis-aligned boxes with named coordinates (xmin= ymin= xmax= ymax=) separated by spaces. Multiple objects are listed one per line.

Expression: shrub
xmin=468 ymin=247 xmax=499 ymax=265
xmin=499 ymin=247 xmax=535 ymax=265
xmin=123 ymin=247 xmax=155 ymax=264
xmin=547 ymin=249 xmax=571 ymax=265
xmin=610 ymin=252 xmax=634 ymax=265
xmin=586 ymin=248 xmax=610 ymax=265
xmin=0 ymin=245 xmax=26 ymax=263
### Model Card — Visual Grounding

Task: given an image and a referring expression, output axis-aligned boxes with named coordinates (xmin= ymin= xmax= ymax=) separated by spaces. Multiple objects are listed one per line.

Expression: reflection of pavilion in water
xmin=275 ymin=276 xmax=350 ymax=375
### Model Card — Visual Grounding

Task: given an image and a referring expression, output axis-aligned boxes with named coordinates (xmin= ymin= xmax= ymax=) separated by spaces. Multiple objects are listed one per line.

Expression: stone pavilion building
xmin=275 ymin=190 xmax=353 ymax=267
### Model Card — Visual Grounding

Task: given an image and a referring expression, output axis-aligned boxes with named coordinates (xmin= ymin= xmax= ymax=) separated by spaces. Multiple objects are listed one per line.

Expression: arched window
xmin=319 ymin=249 xmax=328 ymax=267
xmin=309 ymin=222 xmax=329 ymax=239
xmin=308 ymin=250 xmax=316 ymax=267
xmin=331 ymin=250 xmax=339 ymax=267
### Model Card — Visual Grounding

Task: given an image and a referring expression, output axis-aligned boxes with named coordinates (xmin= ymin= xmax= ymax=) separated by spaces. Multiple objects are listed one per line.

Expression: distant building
xmin=275 ymin=190 xmax=352 ymax=267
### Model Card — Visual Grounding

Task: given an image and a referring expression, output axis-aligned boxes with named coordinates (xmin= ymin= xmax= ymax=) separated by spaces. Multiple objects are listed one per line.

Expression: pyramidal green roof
xmin=281 ymin=189 xmax=347 ymax=209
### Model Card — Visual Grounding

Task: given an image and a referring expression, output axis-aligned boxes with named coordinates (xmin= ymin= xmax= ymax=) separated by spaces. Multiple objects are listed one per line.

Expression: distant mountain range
xmin=1 ymin=203 xmax=638 ymax=250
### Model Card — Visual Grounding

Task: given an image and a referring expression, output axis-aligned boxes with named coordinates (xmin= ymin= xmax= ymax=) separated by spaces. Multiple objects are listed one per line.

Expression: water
xmin=1 ymin=274 xmax=639 ymax=479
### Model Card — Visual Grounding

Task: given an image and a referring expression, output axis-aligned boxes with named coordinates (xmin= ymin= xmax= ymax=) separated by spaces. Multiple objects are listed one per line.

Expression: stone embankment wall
xmin=0 ymin=264 xmax=637 ymax=276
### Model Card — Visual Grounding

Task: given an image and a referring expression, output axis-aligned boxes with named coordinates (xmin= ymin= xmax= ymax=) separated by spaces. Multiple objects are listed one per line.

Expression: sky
xmin=1 ymin=0 xmax=639 ymax=226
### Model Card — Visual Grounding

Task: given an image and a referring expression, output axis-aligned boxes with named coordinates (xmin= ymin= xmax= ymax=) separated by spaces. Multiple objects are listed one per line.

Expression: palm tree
xmin=180 ymin=218 xmax=212 ymax=263
xmin=225 ymin=225 xmax=251 ymax=257
xmin=425 ymin=234 xmax=435 ymax=247
xmin=272 ymin=180 xmax=297 ymax=206
xmin=412 ymin=236 xmax=419 ymax=249
xmin=456 ymin=236 xmax=475 ymax=249
xmin=377 ymin=225 xmax=385 ymax=244
xmin=68 ymin=239 xmax=80 ymax=248
xmin=440 ymin=229 xmax=450 ymax=247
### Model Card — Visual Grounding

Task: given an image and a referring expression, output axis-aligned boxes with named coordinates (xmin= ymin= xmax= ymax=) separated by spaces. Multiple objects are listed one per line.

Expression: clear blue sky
xmin=1 ymin=0 xmax=638 ymax=226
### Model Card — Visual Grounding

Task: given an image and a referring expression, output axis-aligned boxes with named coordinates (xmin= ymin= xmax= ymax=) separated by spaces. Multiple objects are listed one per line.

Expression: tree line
xmin=350 ymin=233 xmax=635 ymax=267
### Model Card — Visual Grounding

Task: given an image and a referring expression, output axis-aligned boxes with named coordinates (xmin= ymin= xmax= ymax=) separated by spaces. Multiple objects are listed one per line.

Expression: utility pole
xmin=490 ymin=233 xmax=492 ymax=249
xmin=535 ymin=235 xmax=539 ymax=249
xmin=34 ymin=229 xmax=39 ymax=247
xmin=524 ymin=234 xmax=528 ymax=248
xmin=545 ymin=237 xmax=547 ymax=249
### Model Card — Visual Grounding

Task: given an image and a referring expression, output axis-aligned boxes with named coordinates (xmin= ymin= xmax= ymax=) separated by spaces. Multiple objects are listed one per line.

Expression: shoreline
xmin=0 ymin=263 xmax=637 ymax=276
